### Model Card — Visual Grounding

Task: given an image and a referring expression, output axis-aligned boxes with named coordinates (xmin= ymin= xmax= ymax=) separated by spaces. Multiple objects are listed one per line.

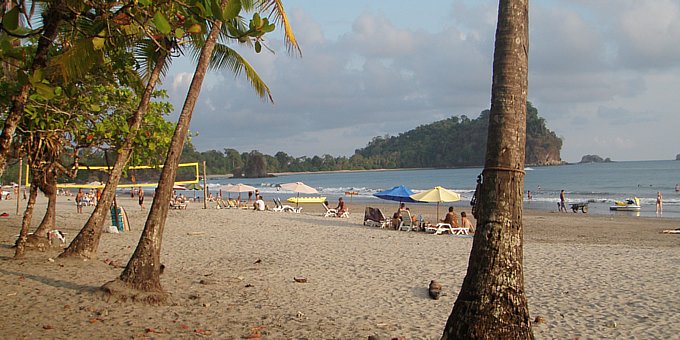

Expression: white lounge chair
xmin=322 ymin=203 xmax=338 ymax=217
xmin=170 ymin=200 xmax=188 ymax=209
xmin=274 ymin=198 xmax=301 ymax=213
xmin=425 ymin=223 xmax=469 ymax=235
xmin=363 ymin=207 xmax=389 ymax=228
xmin=398 ymin=210 xmax=414 ymax=231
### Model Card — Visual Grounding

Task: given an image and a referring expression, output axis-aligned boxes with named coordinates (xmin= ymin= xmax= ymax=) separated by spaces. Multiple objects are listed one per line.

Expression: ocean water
xmin=205 ymin=160 xmax=680 ymax=219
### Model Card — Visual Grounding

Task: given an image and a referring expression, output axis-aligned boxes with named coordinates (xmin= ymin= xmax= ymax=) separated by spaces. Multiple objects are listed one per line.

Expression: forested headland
xmin=179 ymin=102 xmax=563 ymax=177
xmin=0 ymin=102 xmax=561 ymax=182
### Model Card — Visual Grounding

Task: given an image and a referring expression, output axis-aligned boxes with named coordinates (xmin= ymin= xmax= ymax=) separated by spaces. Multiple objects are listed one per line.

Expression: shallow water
xmin=205 ymin=160 xmax=680 ymax=218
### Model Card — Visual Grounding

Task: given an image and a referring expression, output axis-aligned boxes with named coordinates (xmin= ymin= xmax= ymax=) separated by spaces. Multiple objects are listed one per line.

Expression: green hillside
xmin=355 ymin=102 xmax=562 ymax=168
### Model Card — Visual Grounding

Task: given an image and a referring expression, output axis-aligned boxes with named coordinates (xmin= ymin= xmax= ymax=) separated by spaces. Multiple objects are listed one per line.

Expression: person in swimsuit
xmin=138 ymin=186 xmax=145 ymax=210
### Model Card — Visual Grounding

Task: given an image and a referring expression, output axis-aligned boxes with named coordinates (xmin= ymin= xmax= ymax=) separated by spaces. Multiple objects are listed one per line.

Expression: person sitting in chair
xmin=460 ymin=211 xmax=474 ymax=233
xmin=441 ymin=206 xmax=459 ymax=228
xmin=391 ymin=212 xmax=401 ymax=230
xmin=335 ymin=197 xmax=347 ymax=217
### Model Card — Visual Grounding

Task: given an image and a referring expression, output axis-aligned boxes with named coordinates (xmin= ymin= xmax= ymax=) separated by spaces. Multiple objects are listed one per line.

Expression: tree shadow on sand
xmin=0 ymin=268 xmax=100 ymax=293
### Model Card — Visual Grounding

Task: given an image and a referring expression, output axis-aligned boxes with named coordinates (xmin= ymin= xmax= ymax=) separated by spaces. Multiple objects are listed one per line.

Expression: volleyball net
xmin=25 ymin=162 xmax=200 ymax=189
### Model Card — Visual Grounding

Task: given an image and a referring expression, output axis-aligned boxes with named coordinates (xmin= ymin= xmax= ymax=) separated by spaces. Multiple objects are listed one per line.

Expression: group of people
xmin=557 ymin=188 xmax=665 ymax=215
xmin=387 ymin=202 xmax=474 ymax=233
xmin=75 ymin=188 xmax=102 ymax=213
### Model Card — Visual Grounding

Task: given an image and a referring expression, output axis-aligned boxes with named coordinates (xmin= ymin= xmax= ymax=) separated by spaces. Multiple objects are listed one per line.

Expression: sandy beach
xmin=0 ymin=195 xmax=679 ymax=339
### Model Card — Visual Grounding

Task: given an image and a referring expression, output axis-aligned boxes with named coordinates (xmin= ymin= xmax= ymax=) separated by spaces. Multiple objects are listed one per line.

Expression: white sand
xmin=0 ymin=195 xmax=678 ymax=339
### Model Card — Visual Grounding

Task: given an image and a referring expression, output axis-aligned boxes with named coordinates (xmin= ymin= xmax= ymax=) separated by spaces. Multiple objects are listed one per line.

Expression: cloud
xmin=159 ymin=0 xmax=680 ymax=163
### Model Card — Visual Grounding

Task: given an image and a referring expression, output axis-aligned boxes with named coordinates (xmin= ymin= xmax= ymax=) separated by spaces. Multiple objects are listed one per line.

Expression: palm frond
xmin=259 ymin=0 xmax=301 ymax=57
xmin=49 ymin=38 xmax=105 ymax=83
xmin=210 ymin=43 xmax=272 ymax=102
xmin=133 ymin=39 xmax=170 ymax=82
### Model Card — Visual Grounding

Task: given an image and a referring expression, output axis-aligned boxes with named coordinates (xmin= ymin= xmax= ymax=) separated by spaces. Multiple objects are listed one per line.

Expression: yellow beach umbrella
xmin=410 ymin=186 xmax=461 ymax=220
xmin=280 ymin=181 xmax=318 ymax=208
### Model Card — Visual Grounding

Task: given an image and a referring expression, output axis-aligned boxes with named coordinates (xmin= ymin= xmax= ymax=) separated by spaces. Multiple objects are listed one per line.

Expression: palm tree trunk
xmin=33 ymin=169 xmax=57 ymax=237
xmin=0 ymin=1 xmax=66 ymax=175
xmin=14 ymin=178 xmax=41 ymax=258
xmin=102 ymin=19 xmax=223 ymax=303
xmin=59 ymin=53 xmax=168 ymax=259
xmin=442 ymin=0 xmax=533 ymax=338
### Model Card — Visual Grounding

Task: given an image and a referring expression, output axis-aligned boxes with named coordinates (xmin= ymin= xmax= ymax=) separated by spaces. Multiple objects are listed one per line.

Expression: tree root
xmin=22 ymin=234 xmax=50 ymax=251
xmin=100 ymin=278 xmax=169 ymax=305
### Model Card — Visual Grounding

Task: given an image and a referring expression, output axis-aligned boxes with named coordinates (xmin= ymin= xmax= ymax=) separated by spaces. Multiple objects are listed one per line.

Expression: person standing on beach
xmin=559 ymin=190 xmax=567 ymax=212
xmin=75 ymin=188 xmax=84 ymax=213
xmin=138 ymin=187 xmax=145 ymax=210
xmin=527 ymin=190 xmax=532 ymax=201
xmin=656 ymin=191 xmax=663 ymax=216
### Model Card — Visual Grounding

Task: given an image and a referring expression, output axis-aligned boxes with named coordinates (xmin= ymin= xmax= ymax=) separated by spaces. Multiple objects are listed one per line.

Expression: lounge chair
xmin=274 ymin=198 xmax=301 ymax=213
xmin=170 ymin=200 xmax=187 ymax=209
xmin=398 ymin=210 xmax=414 ymax=231
xmin=323 ymin=203 xmax=338 ymax=217
xmin=425 ymin=223 xmax=469 ymax=235
xmin=363 ymin=207 xmax=389 ymax=228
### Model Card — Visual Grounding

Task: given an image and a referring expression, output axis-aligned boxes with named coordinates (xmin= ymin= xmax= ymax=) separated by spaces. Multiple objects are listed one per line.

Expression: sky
xmin=161 ymin=0 xmax=680 ymax=163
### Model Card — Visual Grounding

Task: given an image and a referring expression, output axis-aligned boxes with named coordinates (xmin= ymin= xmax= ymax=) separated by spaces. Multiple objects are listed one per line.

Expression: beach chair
xmin=274 ymin=198 xmax=301 ymax=213
xmin=323 ymin=203 xmax=338 ymax=217
xmin=169 ymin=200 xmax=187 ymax=209
xmin=398 ymin=210 xmax=414 ymax=231
xmin=363 ymin=207 xmax=389 ymax=228
xmin=425 ymin=223 xmax=469 ymax=235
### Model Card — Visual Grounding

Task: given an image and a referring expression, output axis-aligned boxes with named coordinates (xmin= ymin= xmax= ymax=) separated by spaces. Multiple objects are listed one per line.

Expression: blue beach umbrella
xmin=373 ymin=185 xmax=418 ymax=203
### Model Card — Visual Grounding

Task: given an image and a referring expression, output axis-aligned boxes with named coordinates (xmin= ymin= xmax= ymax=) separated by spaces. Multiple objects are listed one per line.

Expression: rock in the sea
xmin=428 ymin=280 xmax=442 ymax=300
xmin=579 ymin=154 xmax=612 ymax=163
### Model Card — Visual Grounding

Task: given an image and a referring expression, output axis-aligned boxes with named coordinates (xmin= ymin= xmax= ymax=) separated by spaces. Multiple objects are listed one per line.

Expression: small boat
xmin=287 ymin=196 xmax=327 ymax=204
xmin=609 ymin=197 xmax=641 ymax=211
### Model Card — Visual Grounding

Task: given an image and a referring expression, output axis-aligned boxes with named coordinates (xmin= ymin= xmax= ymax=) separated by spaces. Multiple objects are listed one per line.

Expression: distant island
xmin=579 ymin=155 xmax=612 ymax=163
xmin=676 ymin=154 xmax=679 ymax=160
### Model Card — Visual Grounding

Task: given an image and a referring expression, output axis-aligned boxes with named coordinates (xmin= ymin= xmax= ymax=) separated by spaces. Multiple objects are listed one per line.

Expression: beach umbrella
xmin=410 ymin=186 xmax=461 ymax=220
xmin=221 ymin=183 xmax=257 ymax=201
xmin=221 ymin=183 xmax=257 ymax=193
xmin=184 ymin=183 xmax=203 ymax=199
xmin=280 ymin=181 xmax=318 ymax=208
xmin=373 ymin=185 xmax=417 ymax=203
xmin=173 ymin=183 xmax=187 ymax=191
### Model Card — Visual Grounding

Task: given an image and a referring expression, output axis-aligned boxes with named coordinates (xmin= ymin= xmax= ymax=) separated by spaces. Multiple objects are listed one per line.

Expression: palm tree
xmin=101 ymin=0 xmax=301 ymax=303
xmin=59 ymin=44 xmax=170 ymax=259
xmin=0 ymin=0 xmax=69 ymax=175
xmin=442 ymin=0 xmax=533 ymax=338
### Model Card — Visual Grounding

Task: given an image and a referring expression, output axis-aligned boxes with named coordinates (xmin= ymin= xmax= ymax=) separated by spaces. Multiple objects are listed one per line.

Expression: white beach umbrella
xmin=220 ymin=183 xmax=257 ymax=193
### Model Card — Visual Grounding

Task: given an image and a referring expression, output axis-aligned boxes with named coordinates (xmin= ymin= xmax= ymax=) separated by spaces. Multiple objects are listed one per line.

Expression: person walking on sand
xmin=138 ymin=186 xmax=145 ymax=210
xmin=559 ymin=189 xmax=567 ymax=212
xmin=656 ymin=191 xmax=663 ymax=216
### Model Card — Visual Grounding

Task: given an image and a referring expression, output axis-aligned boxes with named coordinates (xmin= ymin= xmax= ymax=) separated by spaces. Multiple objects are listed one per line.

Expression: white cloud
xmin=159 ymin=0 xmax=680 ymax=162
